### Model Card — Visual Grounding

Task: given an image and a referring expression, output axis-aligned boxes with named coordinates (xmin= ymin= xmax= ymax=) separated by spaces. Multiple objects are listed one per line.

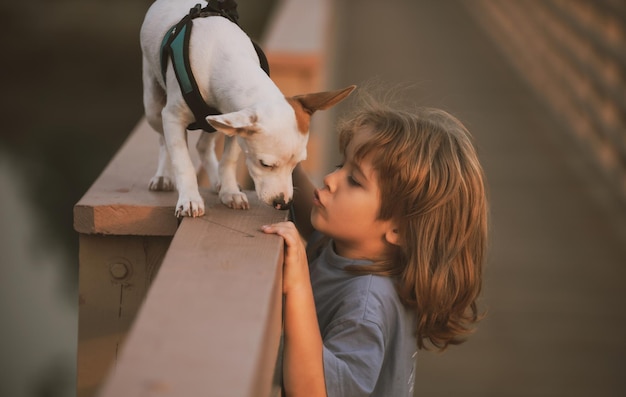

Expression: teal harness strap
xmin=160 ymin=1 xmax=270 ymax=133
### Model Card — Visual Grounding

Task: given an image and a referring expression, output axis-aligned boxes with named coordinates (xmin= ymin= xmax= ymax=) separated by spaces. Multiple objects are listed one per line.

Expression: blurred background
xmin=0 ymin=0 xmax=625 ymax=396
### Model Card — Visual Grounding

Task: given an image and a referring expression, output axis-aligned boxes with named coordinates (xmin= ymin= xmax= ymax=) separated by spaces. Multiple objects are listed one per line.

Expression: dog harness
xmin=160 ymin=0 xmax=270 ymax=132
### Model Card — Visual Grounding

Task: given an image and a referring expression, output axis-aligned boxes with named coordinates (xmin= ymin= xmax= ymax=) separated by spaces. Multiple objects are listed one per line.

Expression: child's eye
xmin=335 ymin=163 xmax=360 ymax=186
xmin=347 ymin=175 xmax=361 ymax=187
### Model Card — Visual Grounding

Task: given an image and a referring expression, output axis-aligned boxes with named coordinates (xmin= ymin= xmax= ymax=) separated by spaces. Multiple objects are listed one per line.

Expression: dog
xmin=140 ymin=0 xmax=355 ymax=217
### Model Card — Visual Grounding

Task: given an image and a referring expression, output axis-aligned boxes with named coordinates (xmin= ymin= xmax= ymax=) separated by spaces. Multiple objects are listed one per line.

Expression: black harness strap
xmin=160 ymin=0 xmax=270 ymax=132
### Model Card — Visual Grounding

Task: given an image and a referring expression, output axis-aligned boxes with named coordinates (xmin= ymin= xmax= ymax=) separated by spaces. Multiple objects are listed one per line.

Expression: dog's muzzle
xmin=272 ymin=195 xmax=291 ymax=211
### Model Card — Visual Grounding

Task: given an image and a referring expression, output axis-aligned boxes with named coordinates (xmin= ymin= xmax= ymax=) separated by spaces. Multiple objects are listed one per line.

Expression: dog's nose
xmin=272 ymin=196 xmax=291 ymax=211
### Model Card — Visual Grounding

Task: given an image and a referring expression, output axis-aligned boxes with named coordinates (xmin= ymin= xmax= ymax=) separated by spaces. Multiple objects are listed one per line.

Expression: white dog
xmin=140 ymin=0 xmax=355 ymax=217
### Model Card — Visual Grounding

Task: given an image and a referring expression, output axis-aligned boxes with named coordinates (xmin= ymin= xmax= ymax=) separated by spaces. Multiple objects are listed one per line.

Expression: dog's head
xmin=206 ymin=85 xmax=356 ymax=210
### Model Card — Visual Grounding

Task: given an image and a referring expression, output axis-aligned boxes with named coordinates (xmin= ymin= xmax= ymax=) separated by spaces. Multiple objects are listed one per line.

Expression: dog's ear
xmin=206 ymin=109 xmax=259 ymax=136
xmin=293 ymin=85 xmax=357 ymax=115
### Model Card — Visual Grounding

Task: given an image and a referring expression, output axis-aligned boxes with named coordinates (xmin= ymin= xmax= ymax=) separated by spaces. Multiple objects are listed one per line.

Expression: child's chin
xmin=310 ymin=211 xmax=326 ymax=232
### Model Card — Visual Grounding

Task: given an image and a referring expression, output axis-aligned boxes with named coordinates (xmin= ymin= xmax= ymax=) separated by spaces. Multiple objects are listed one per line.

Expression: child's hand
xmin=261 ymin=222 xmax=309 ymax=295
xmin=262 ymin=222 xmax=326 ymax=397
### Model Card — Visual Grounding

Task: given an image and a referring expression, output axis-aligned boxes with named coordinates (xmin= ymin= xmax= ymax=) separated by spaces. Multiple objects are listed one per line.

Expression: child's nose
xmin=323 ymin=168 xmax=339 ymax=192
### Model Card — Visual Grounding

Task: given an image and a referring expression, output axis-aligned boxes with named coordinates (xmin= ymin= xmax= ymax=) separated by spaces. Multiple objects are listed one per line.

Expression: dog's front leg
xmin=162 ymin=114 xmax=205 ymax=217
xmin=196 ymin=132 xmax=220 ymax=194
xmin=218 ymin=136 xmax=249 ymax=209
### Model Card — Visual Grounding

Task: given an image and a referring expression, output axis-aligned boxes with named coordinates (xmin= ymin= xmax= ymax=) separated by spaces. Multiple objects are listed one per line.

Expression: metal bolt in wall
xmin=110 ymin=262 xmax=130 ymax=280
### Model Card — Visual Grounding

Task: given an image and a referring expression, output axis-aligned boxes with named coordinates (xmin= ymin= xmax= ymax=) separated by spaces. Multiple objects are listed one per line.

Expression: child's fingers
xmin=261 ymin=222 xmax=296 ymax=237
xmin=262 ymin=222 xmax=309 ymax=295
xmin=261 ymin=222 xmax=299 ymax=246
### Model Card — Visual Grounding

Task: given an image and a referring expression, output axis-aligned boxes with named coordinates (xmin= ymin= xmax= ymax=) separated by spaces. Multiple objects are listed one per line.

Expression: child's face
xmin=311 ymin=128 xmax=396 ymax=260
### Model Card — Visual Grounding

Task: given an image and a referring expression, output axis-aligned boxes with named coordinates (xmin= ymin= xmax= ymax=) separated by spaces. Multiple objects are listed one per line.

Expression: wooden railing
xmin=74 ymin=120 xmax=289 ymax=397
xmin=73 ymin=0 xmax=333 ymax=396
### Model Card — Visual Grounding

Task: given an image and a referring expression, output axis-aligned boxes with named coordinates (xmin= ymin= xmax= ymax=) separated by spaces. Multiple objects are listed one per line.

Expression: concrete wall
xmin=466 ymin=0 xmax=626 ymax=203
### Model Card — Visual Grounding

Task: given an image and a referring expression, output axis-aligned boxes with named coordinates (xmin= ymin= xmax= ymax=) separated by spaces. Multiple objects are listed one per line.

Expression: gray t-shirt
xmin=308 ymin=238 xmax=417 ymax=397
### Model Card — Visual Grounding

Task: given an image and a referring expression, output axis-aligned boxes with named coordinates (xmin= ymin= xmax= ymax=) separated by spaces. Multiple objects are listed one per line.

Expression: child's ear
xmin=384 ymin=225 xmax=401 ymax=247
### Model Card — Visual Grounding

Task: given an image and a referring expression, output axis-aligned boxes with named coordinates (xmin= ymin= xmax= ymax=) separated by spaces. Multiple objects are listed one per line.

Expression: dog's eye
xmin=259 ymin=160 xmax=275 ymax=169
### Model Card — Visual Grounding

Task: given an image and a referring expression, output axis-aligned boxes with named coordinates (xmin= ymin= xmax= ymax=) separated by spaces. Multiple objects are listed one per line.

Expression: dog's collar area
xmin=160 ymin=0 xmax=270 ymax=133
xmin=194 ymin=0 xmax=239 ymax=24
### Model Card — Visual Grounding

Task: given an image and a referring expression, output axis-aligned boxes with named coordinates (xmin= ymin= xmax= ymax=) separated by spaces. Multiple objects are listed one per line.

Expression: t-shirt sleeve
xmin=322 ymin=318 xmax=385 ymax=397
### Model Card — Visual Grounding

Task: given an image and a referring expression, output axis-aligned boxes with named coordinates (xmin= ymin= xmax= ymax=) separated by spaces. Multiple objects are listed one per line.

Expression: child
xmin=262 ymin=93 xmax=488 ymax=397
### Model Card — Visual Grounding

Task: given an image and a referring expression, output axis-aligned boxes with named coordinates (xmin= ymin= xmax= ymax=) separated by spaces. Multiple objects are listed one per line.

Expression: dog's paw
xmin=220 ymin=191 xmax=250 ymax=210
xmin=175 ymin=194 xmax=206 ymax=218
xmin=149 ymin=176 xmax=175 ymax=191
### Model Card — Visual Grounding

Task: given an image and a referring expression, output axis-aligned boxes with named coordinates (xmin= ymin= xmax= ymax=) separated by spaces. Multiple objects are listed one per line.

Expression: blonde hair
xmin=337 ymin=96 xmax=488 ymax=351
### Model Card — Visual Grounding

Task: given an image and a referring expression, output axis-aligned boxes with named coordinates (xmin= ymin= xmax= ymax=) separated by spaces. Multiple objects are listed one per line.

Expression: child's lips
xmin=313 ymin=189 xmax=324 ymax=207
